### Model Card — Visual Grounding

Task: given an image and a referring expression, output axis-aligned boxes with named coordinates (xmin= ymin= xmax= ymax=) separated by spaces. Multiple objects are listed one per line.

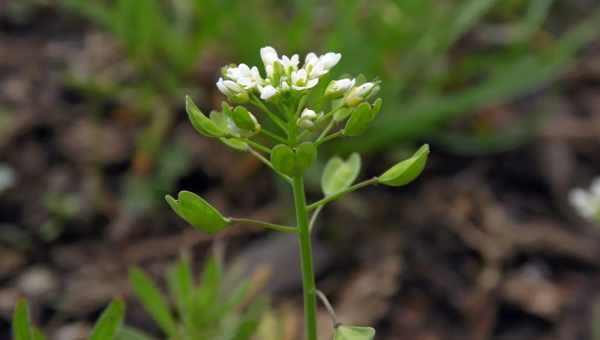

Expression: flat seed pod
xmin=334 ymin=325 xmax=376 ymax=340
xmin=343 ymin=102 xmax=374 ymax=136
xmin=165 ymin=191 xmax=230 ymax=233
xmin=378 ymin=144 xmax=429 ymax=187
xmin=321 ymin=153 xmax=361 ymax=196
xmin=231 ymin=106 xmax=260 ymax=133
xmin=186 ymin=96 xmax=226 ymax=138
xmin=333 ymin=107 xmax=352 ymax=122
xmin=295 ymin=142 xmax=317 ymax=175
xmin=220 ymin=137 xmax=248 ymax=151
xmin=271 ymin=144 xmax=296 ymax=177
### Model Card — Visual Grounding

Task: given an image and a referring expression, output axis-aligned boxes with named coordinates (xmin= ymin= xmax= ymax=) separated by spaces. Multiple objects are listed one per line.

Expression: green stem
xmin=292 ymin=176 xmax=318 ymax=340
xmin=306 ymin=177 xmax=378 ymax=211
xmin=230 ymin=217 xmax=297 ymax=233
xmin=246 ymin=140 xmax=271 ymax=154
xmin=316 ymin=130 xmax=344 ymax=146
xmin=248 ymin=148 xmax=292 ymax=183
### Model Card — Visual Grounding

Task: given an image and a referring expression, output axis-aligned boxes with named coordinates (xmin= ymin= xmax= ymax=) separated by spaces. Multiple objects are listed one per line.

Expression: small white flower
xmin=325 ymin=78 xmax=355 ymax=97
xmin=225 ymin=64 xmax=263 ymax=90
xmin=260 ymin=46 xmax=279 ymax=68
xmin=259 ymin=85 xmax=278 ymax=100
xmin=301 ymin=108 xmax=318 ymax=120
xmin=319 ymin=52 xmax=342 ymax=69
xmin=291 ymin=69 xmax=319 ymax=90
xmin=569 ymin=178 xmax=600 ymax=221
xmin=280 ymin=54 xmax=300 ymax=73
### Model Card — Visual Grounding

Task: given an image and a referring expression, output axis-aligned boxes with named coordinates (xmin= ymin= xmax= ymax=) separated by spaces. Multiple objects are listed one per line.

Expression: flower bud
xmin=216 ymin=78 xmax=248 ymax=103
xmin=344 ymin=82 xmax=379 ymax=107
xmin=325 ymin=78 xmax=355 ymax=98
xmin=259 ymin=85 xmax=278 ymax=100
xmin=297 ymin=108 xmax=319 ymax=129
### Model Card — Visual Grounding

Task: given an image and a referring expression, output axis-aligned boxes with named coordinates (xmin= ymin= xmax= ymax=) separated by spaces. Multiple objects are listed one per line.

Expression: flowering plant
xmin=167 ymin=46 xmax=429 ymax=340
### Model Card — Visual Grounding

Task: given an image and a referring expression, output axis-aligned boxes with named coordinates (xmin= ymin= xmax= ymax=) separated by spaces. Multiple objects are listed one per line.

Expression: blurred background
xmin=1 ymin=0 xmax=600 ymax=339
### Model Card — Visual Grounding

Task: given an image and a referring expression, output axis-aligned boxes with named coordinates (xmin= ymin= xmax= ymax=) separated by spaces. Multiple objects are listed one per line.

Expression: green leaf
xmin=378 ymin=144 xmax=429 ymax=186
xmin=344 ymin=103 xmax=374 ymax=136
xmin=12 ymin=299 xmax=34 ymax=340
xmin=165 ymin=191 xmax=230 ymax=234
xmin=115 ymin=326 xmax=156 ymax=340
xmin=32 ymin=328 xmax=45 ymax=340
xmin=321 ymin=153 xmax=361 ymax=196
xmin=271 ymin=144 xmax=296 ymax=177
xmin=186 ymin=95 xmax=227 ymax=138
xmin=295 ymin=142 xmax=317 ymax=174
xmin=166 ymin=257 xmax=193 ymax=329
xmin=89 ymin=299 xmax=126 ymax=340
xmin=334 ymin=325 xmax=376 ymax=340
xmin=129 ymin=269 xmax=178 ymax=338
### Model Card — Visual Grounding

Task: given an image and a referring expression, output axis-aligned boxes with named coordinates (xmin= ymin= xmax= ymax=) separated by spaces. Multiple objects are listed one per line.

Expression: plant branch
xmin=260 ymin=128 xmax=287 ymax=143
xmin=316 ymin=290 xmax=339 ymax=328
xmin=316 ymin=130 xmax=344 ymax=146
xmin=308 ymin=205 xmax=323 ymax=232
xmin=248 ymin=148 xmax=292 ymax=183
xmin=246 ymin=140 xmax=271 ymax=154
xmin=230 ymin=217 xmax=297 ymax=233
xmin=306 ymin=177 xmax=378 ymax=211
xmin=250 ymin=95 xmax=287 ymax=133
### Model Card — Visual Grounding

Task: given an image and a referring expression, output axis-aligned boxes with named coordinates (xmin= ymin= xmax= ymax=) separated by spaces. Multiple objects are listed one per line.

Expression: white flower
xmin=291 ymin=69 xmax=319 ymax=90
xmin=259 ymin=85 xmax=278 ymax=100
xmin=260 ymin=46 xmax=279 ymax=68
xmin=303 ymin=52 xmax=341 ymax=80
xmin=569 ymin=178 xmax=600 ymax=221
xmin=301 ymin=108 xmax=318 ymax=120
xmin=325 ymin=78 xmax=355 ymax=97
xmin=280 ymin=54 xmax=300 ymax=73
xmin=224 ymin=63 xmax=262 ymax=90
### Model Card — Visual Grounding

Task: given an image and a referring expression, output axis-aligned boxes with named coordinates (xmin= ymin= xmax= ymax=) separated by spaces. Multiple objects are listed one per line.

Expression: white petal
xmin=260 ymin=46 xmax=279 ymax=67
xmin=260 ymin=85 xmax=278 ymax=100
xmin=320 ymin=52 xmax=341 ymax=69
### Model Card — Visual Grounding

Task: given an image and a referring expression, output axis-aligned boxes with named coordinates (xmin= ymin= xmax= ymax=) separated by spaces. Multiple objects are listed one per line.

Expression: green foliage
xmin=127 ymin=256 xmax=266 ymax=340
xmin=12 ymin=299 xmax=124 ymax=340
xmin=165 ymin=191 xmax=230 ymax=234
xmin=333 ymin=326 xmax=376 ymax=340
xmin=90 ymin=300 xmax=127 ymax=340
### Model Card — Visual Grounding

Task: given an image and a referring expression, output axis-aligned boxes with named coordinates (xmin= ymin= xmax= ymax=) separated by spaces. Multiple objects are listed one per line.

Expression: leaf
xmin=295 ymin=142 xmax=317 ymax=174
xmin=378 ymin=144 xmax=429 ymax=186
xmin=12 ymin=299 xmax=34 ymax=340
xmin=115 ymin=326 xmax=156 ymax=340
xmin=344 ymin=103 xmax=374 ymax=136
xmin=165 ymin=191 xmax=230 ymax=234
xmin=89 ymin=299 xmax=126 ymax=340
xmin=271 ymin=144 xmax=296 ymax=177
xmin=321 ymin=153 xmax=361 ymax=196
xmin=186 ymin=96 xmax=227 ymax=138
xmin=334 ymin=325 xmax=376 ymax=340
xmin=166 ymin=257 xmax=193 ymax=329
xmin=129 ymin=269 xmax=178 ymax=338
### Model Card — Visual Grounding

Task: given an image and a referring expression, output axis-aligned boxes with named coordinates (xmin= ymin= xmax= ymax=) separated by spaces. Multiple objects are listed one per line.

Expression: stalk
xmin=292 ymin=176 xmax=318 ymax=340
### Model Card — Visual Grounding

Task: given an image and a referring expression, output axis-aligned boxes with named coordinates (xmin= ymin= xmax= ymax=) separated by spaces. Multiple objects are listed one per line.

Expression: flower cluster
xmin=187 ymin=46 xmax=382 ymax=158
xmin=569 ymin=178 xmax=600 ymax=222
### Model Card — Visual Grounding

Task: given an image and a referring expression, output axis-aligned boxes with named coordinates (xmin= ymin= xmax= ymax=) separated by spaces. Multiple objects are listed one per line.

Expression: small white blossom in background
xmin=325 ymin=78 xmax=355 ymax=98
xmin=569 ymin=178 xmax=600 ymax=222
xmin=345 ymin=82 xmax=379 ymax=107
xmin=0 ymin=164 xmax=15 ymax=194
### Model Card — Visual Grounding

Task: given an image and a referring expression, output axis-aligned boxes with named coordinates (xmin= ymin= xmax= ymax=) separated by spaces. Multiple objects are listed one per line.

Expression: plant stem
xmin=229 ymin=217 xmax=297 ymax=233
xmin=292 ymin=176 xmax=318 ymax=340
xmin=306 ymin=177 xmax=378 ymax=211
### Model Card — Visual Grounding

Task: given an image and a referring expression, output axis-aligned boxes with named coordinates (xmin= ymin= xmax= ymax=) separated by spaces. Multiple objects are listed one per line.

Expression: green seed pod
xmin=220 ymin=137 xmax=248 ymax=151
xmin=321 ymin=153 xmax=361 ymax=196
xmin=295 ymin=142 xmax=317 ymax=174
xmin=343 ymin=102 xmax=374 ymax=136
xmin=271 ymin=144 xmax=296 ymax=177
xmin=378 ymin=144 xmax=429 ymax=187
xmin=334 ymin=325 xmax=375 ymax=340
xmin=230 ymin=106 xmax=261 ymax=135
xmin=165 ymin=191 xmax=230 ymax=233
